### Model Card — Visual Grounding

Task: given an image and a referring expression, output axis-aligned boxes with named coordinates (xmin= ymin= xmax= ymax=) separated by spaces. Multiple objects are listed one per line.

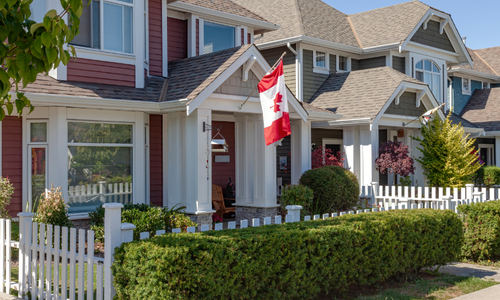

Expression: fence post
xmin=121 ymin=223 xmax=136 ymax=244
xmin=286 ymin=205 xmax=303 ymax=222
xmin=103 ymin=203 xmax=124 ymax=300
xmin=466 ymin=184 xmax=474 ymax=201
xmin=371 ymin=182 xmax=379 ymax=207
xmin=442 ymin=196 xmax=452 ymax=210
xmin=473 ymin=192 xmax=483 ymax=203
xmin=17 ymin=212 xmax=34 ymax=298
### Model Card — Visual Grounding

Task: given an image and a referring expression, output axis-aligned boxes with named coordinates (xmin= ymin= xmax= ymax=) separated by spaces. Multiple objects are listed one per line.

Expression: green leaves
xmin=0 ymin=0 xmax=81 ymax=121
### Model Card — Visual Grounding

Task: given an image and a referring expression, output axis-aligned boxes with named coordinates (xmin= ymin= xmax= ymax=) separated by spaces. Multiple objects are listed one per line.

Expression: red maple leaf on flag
xmin=270 ymin=92 xmax=283 ymax=113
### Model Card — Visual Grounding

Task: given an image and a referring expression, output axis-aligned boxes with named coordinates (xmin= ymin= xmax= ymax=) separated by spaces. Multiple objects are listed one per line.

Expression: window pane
xmin=116 ymin=0 xmax=133 ymax=3
xmin=68 ymin=146 xmax=133 ymax=213
xmin=483 ymin=82 xmax=489 ymax=89
xmin=92 ymin=0 xmax=100 ymax=49
xmin=31 ymin=148 xmax=46 ymax=211
xmin=416 ymin=61 xmax=423 ymax=70
xmin=463 ymin=78 xmax=469 ymax=90
xmin=31 ymin=123 xmax=47 ymax=142
xmin=103 ymin=3 xmax=132 ymax=53
xmin=123 ymin=5 xmax=133 ymax=53
xmin=68 ymin=122 xmax=133 ymax=144
xmin=316 ymin=51 xmax=326 ymax=68
xmin=424 ymin=72 xmax=431 ymax=85
xmin=71 ymin=0 xmax=91 ymax=47
xmin=339 ymin=56 xmax=347 ymax=71
xmin=204 ymin=22 xmax=235 ymax=54
xmin=416 ymin=71 xmax=424 ymax=82
xmin=432 ymin=74 xmax=441 ymax=101
xmin=424 ymin=60 xmax=432 ymax=71
xmin=432 ymin=63 xmax=439 ymax=73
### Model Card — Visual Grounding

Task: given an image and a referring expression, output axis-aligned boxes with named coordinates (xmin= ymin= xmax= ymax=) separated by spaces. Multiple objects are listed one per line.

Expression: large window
xmin=28 ymin=122 xmax=48 ymax=212
xmin=67 ymin=122 xmax=133 ymax=213
xmin=415 ymin=59 xmax=441 ymax=102
xmin=71 ymin=0 xmax=134 ymax=54
xmin=204 ymin=21 xmax=235 ymax=54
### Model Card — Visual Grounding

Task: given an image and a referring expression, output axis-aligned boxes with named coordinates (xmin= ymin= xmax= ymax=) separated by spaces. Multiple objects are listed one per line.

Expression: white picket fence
xmin=68 ymin=182 xmax=132 ymax=205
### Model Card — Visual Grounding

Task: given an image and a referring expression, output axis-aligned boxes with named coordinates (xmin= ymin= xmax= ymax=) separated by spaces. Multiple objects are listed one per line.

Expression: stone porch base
xmin=235 ymin=206 xmax=279 ymax=225
xmin=187 ymin=212 xmax=213 ymax=231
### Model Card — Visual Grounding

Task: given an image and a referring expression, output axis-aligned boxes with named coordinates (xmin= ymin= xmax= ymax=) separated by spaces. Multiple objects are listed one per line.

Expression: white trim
xmin=162 ymin=113 xmax=168 ymax=207
xmin=322 ymin=138 xmax=343 ymax=152
xmin=145 ymin=119 xmax=150 ymax=205
xmin=313 ymin=50 xmax=329 ymax=71
xmin=462 ymin=77 xmax=471 ymax=95
xmin=162 ymin=0 xmax=168 ymax=77
xmin=297 ymin=43 xmax=303 ymax=102
xmin=312 ymin=118 xmax=371 ymax=129
xmin=448 ymin=67 xmax=500 ymax=82
xmin=479 ymin=143 xmax=495 ymax=166
xmin=72 ymin=41 xmax=137 ymax=66
xmin=257 ymin=35 xmax=363 ymax=55
xmin=168 ymin=1 xmax=279 ymax=32
xmin=306 ymin=111 xmax=342 ymax=121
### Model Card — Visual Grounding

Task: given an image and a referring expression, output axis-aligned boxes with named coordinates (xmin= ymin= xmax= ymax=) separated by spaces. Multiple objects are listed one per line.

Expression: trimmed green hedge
xmin=112 ymin=209 xmax=463 ymax=300
xmin=459 ymin=201 xmax=500 ymax=261
xmin=475 ymin=166 xmax=500 ymax=186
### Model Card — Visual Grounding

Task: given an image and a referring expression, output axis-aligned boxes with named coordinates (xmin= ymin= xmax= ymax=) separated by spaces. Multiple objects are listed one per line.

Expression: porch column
xmin=165 ymin=109 xmax=214 ymax=229
xmin=291 ymin=119 xmax=311 ymax=184
xmin=343 ymin=126 xmax=360 ymax=177
xmin=496 ymin=136 xmax=500 ymax=167
xmin=359 ymin=125 xmax=378 ymax=187
xmin=235 ymin=114 xmax=279 ymax=224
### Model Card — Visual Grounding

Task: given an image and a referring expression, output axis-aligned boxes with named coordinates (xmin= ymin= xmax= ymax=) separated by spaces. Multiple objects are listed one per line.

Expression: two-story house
xmin=2 ymin=0 xmax=337 ymax=227
xmin=234 ymin=0 xmax=476 ymax=187
xmin=448 ymin=47 xmax=500 ymax=167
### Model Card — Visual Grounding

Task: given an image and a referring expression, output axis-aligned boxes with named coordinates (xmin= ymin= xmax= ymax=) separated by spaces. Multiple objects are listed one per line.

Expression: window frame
xmin=27 ymin=120 xmax=49 ymax=213
xmin=202 ymin=20 xmax=236 ymax=55
xmin=482 ymin=82 xmax=490 ymax=89
xmin=313 ymin=51 xmax=329 ymax=70
xmin=479 ymin=144 xmax=495 ymax=166
xmin=462 ymin=77 xmax=471 ymax=95
xmin=415 ymin=59 xmax=442 ymax=102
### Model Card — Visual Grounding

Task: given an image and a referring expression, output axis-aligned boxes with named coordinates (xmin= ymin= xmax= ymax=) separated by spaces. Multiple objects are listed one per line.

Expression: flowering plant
xmin=212 ymin=213 xmax=223 ymax=224
xmin=311 ymin=146 xmax=345 ymax=169
xmin=34 ymin=186 xmax=72 ymax=227
xmin=375 ymin=141 xmax=415 ymax=186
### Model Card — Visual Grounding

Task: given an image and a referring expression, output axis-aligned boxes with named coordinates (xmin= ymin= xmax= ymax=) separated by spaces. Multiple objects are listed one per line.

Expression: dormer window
xmin=71 ymin=0 xmax=134 ymax=54
xmin=204 ymin=21 xmax=235 ymax=54
xmin=462 ymin=78 xmax=471 ymax=94
xmin=415 ymin=59 xmax=441 ymax=102
xmin=483 ymin=82 xmax=490 ymax=89
xmin=339 ymin=56 xmax=348 ymax=71
xmin=315 ymin=51 xmax=326 ymax=68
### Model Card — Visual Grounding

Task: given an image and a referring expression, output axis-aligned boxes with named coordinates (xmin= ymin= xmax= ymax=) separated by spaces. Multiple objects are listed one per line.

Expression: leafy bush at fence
xmin=458 ymin=201 xmax=500 ymax=261
xmin=89 ymin=204 xmax=197 ymax=242
xmin=299 ymin=165 xmax=359 ymax=214
xmin=0 ymin=177 xmax=14 ymax=218
xmin=280 ymin=184 xmax=314 ymax=217
xmin=112 ymin=209 xmax=463 ymax=300
xmin=474 ymin=166 xmax=500 ymax=186
xmin=34 ymin=187 xmax=72 ymax=228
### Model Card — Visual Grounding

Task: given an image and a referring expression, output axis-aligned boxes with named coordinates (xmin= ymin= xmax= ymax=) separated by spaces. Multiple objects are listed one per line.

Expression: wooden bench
xmin=212 ymin=184 xmax=235 ymax=218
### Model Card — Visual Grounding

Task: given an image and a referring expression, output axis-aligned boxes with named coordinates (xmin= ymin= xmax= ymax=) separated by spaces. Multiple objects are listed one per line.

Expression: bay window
xmin=415 ymin=59 xmax=441 ymax=102
xmin=71 ymin=0 xmax=134 ymax=54
xmin=67 ymin=122 xmax=133 ymax=213
xmin=204 ymin=21 xmax=235 ymax=54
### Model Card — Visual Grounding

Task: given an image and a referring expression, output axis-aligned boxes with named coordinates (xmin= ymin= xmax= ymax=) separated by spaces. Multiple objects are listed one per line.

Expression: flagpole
xmin=402 ymin=103 xmax=445 ymax=127
xmin=238 ymin=51 xmax=287 ymax=110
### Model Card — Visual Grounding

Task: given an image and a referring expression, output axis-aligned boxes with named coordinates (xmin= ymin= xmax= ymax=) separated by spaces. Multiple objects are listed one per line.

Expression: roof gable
xmin=410 ymin=20 xmax=455 ymax=52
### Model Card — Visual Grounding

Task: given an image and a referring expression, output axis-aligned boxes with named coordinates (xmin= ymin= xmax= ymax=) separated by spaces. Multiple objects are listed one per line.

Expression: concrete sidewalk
xmin=435 ymin=263 xmax=500 ymax=300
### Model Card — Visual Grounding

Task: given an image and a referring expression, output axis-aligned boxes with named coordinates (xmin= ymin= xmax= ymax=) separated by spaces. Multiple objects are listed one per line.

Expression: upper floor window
xmin=483 ymin=82 xmax=490 ymax=89
xmin=315 ymin=51 xmax=326 ymax=68
xmin=71 ymin=0 xmax=134 ymax=54
xmin=204 ymin=21 xmax=235 ymax=54
xmin=415 ymin=59 xmax=441 ymax=102
xmin=462 ymin=78 xmax=471 ymax=94
xmin=339 ymin=56 xmax=348 ymax=71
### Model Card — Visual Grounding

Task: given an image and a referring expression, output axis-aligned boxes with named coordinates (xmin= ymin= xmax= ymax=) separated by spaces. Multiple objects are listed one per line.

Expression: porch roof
xmin=308 ymin=66 xmax=425 ymax=122
xmin=461 ymin=88 xmax=500 ymax=132
xmin=449 ymin=113 xmax=482 ymax=129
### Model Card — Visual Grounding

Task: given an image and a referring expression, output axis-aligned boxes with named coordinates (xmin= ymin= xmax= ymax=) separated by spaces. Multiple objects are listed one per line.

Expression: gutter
xmin=448 ymin=67 xmax=500 ymax=82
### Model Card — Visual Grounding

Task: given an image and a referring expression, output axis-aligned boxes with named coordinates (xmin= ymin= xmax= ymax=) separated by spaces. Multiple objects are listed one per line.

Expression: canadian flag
xmin=257 ymin=59 xmax=291 ymax=146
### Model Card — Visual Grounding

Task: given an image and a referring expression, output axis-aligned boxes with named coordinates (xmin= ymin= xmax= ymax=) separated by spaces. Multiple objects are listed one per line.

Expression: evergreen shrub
xmin=280 ymin=184 xmax=314 ymax=217
xmin=459 ymin=201 xmax=500 ymax=261
xmin=475 ymin=166 xmax=500 ymax=186
xmin=112 ymin=209 xmax=463 ymax=300
xmin=299 ymin=166 xmax=359 ymax=214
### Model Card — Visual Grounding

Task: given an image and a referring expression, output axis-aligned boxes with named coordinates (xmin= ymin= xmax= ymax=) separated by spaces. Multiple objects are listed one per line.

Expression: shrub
xmin=280 ymin=184 xmax=314 ymax=216
xmin=34 ymin=187 xmax=71 ymax=228
xmin=89 ymin=205 xmax=105 ymax=242
xmin=311 ymin=146 xmax=344 ymax=169
xmin=299 ymin=166 xmax=359 ymax=214
xmin=474 ymin=166 xmax=500 ymax=186
xmin=375 ymin=141 xmax=415 ymax=186
xmin=0 ymin=177 xmax=14 ymax=218
xmin=458 ymin=201 xmax=500 ymax=261
xmin=112 ymin=209 xmax=463 ymax=300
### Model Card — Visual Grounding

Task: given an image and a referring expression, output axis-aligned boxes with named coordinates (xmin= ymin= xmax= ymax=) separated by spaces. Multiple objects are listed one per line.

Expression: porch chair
xmin=212 ymin=184 xmax=235 ymax=218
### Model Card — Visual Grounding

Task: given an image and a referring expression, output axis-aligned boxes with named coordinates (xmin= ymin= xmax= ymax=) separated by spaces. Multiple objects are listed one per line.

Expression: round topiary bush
xmin=299 ymin=166 xmax=359 ymax=214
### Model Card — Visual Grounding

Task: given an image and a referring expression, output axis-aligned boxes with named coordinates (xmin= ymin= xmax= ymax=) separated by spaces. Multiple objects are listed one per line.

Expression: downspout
xmin=287 ymin=43 xmax=301 ymax=102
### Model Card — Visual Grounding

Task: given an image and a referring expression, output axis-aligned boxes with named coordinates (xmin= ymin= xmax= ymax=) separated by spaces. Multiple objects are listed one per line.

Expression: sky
xmin=322 ymin=0 xmax=499 ymax=50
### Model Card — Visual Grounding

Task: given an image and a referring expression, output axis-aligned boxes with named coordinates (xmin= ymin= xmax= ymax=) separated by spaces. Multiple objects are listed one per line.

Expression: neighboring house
xmin=1 ymin=0 xmax=337 ymax=227
xmin=233 ymin=0 xmax=474 ymax=186
xmin=448 ymin=47 xmax=500 ymax=166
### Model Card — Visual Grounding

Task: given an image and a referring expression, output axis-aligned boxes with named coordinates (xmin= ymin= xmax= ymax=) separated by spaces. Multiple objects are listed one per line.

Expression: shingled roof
xmin=177 ymin=0 xmax=269 ymax=23
xmin=461 ymin=88 xmax=500 ymax=131
xmin=232 ymin=0 xmax=359 ymax=47
xmin=309 ymin=67 xmax=426 ymax=121
xmin=14 ymin=75 xmax=166 ymax=102
xmin=349 ymin=1 xmax=430 ymax=48
xmin=472 ymin=47 xmax=500 ymax=76
xmin=449 ymin=113 xmax=482 ymax=129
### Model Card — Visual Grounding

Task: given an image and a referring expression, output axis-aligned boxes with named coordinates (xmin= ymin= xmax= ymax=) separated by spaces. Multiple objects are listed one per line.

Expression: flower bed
xmin=112 ymin=209 xmax=463 ymax=300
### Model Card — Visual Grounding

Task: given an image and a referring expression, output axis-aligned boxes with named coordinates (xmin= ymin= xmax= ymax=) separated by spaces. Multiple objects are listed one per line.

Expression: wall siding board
xmin=358 ymin=56 xmax=386 ymax=70
xmin=214 ymin=67 xmax=260 ymax=96
xmin=67 ymin=58 xmax=135 ymax=87
xmin=311 ymin=129 xmax=343 ymax=148
xmin=393 ymin=56 xmax=406 ymax=74
xmin=168 ymin=17 xmax=188 ymax=61
xmin=2 ymin=117 xmax=22 ymax=217
xmin=149 ymin=0 xmax=163 ymax=76
xmin=260 ymin=46 xmax=296 ymax=97
xmin=303 ymin=50 xmax=331 ymax=102
xmin=351 ymin=59 xmax=360 ymax=71
xmin=451 ymin=76 xmax=483 ymax=115
xmin=276 ymin=136 xmax=291 ymax=186
xmin=410 ymin=20 xmax=455 ymax=52
xmin=212 ymin=121 xmax=236 ymax=196
xmin=329 ymin=54 xmax=337 ymax=72
xmin=149 ymin=115 xmax=163 ymax=207
xmin=385 ymin=92 xmax=426 ymax=117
